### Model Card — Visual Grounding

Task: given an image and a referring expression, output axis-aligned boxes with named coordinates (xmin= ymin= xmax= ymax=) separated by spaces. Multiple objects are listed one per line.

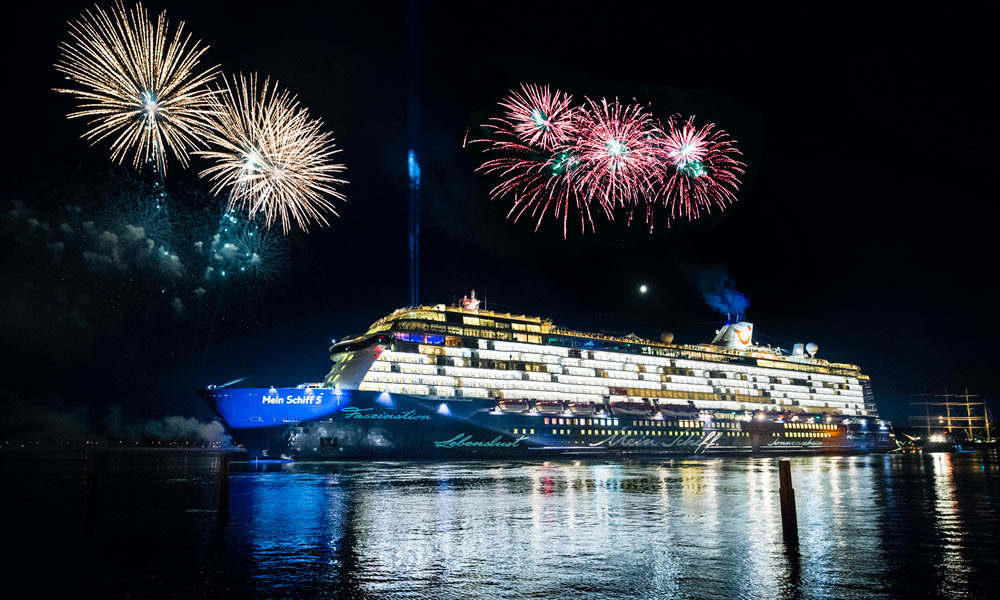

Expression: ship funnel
xmin=711 ymin=321 xmax=754 ymax=349
xmin=792 ymin=343 xmax=805 ymax=356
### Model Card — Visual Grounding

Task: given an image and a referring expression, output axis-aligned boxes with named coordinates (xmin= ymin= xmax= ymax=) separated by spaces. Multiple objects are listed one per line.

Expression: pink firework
xmin=475 ymin=139 xmax=597 ymax=238
xmin=571 ymin=97 xmax=665 ymax=214
xmin=469 ymin=85 xmax=749 ymax=237
xmin=495 ymin=83 xmax=577 ymax=150
xmin=659 ymin=114 xmax=745 ymax=221
xmin=471 ymin=84 xmax=596 ymax=237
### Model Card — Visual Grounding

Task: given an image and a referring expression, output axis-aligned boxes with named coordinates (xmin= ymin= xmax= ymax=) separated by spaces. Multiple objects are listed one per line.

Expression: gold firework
xmin=198 ymin=74 xmax=347 ymax=234
xmin=55 ymin=1 xmax=219 ymax=173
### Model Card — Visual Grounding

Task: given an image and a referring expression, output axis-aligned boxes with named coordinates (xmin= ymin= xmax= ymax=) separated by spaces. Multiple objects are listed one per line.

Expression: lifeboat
xmin=568 ymin=401 xmax=597 ymax=416
xmin=497 ymin=399 xmax=530 ymax=413
xmin=533 ymin=400 xmax=565 ymax=415
xmin=609 ymin=400 xmax=653 ymax=416
xmin=654 ymin=401 xmax=700 ymax=418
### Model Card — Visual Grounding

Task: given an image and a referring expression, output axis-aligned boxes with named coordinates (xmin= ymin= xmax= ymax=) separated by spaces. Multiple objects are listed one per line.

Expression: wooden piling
xmin=778 ymin=459 xmax=798 ymax=545
xmin=83 ymin=450 xmax=98 ymax=541
xmin=218 ymin=454 xmax=230 ymax=517
xmin=84 ymin=450 xmax=98 ymax=515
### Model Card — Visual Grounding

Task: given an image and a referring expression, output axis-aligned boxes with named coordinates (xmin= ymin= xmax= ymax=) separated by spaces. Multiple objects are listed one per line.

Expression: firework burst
xmin=572 ymin=97 xmax=665 ymax=214
xmin=55 ymin=1 xmax=219 ymax=173
xmin=197 ymin=74 xmax=347 ymax=234
xmin=658 ymin=114 xmax=745 ymax=221
xmin=474 ymin=132 xmax=595 ymax=238
xmin=472 ymin=84 xmax=599 ymax=237
xmin=482 ymin=146 xmax=597 ymax=238
xmin=495 ymin=83 xmax=577 ymax=150
xmin=470 ymin=84 xmax=748 ymax=237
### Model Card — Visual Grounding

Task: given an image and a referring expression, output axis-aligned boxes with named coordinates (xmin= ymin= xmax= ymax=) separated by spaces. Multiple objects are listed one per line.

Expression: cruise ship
xmin=201 ymin=292 xmax=896 ymax=460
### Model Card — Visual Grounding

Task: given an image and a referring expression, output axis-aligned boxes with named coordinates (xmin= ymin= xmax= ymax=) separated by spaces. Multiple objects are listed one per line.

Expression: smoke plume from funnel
xmin=693 ymin=265 xmax=749 ymax=319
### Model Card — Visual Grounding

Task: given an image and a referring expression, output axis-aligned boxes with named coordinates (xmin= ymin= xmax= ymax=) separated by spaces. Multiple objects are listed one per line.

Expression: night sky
xmin=2 ymin=1 xmax=993 ymax=434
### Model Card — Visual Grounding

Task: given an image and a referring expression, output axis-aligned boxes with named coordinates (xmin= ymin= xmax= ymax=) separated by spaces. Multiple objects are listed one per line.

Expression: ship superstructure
xmin=325 ymin=293 xmax=872 ymax=418
xmin=201 ymin=292 xmax=895 ymax=460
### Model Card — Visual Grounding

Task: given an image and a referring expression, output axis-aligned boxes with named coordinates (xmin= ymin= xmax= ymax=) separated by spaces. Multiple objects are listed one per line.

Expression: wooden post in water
xmin=218 ymin=454 xmax=230 ymax=517
xmin=84 ymin=450 xmax=98 ymax=515
xmin=83 ymin=450 xmax=98 ymax=541
xmin=778 ymin=459 xmax=798 ymax=545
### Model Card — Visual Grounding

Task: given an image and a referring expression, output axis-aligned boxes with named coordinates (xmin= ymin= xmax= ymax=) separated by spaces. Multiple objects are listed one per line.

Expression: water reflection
xmin=204 ymin=455 xmax=1000 ymax=599
xmin=239 ymin=469 xmax=350 ymax=595
xmin=231 ymin=457 xmax=993 ymax=600
xmin=13 ymin=453 xmax=996 ymax=599
xmin=931 ymin=453 xmax=970 ymax=597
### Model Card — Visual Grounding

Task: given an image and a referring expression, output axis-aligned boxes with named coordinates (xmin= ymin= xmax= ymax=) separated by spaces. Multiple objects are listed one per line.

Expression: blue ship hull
xmin=201 ymin=388 xmax=897 ymax=461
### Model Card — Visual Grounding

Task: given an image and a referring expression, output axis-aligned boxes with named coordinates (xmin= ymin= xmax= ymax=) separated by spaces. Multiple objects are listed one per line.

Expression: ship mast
xmin=958 ymin=388 xmax=975 ymax=440
xmin=986 ymin=396 xmax=993 ymax=442
xmin=910 ymin=388 xmax=992 ymax=441
xmin=911 ymin=393 xmax=934 ymax=436
xmin=935 ymin=389 xmax=956 ymax=432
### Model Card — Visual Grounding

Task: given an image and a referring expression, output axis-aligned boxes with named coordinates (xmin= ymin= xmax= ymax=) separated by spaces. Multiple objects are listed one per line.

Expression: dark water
xmin=3 ymin=451 xmax=999 ymax=599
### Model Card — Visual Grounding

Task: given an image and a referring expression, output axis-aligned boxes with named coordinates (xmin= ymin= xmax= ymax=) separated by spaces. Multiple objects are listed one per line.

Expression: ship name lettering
xmin=285 ymin=395 xmax=320 ymax=405
xmin=342 ymin=407 xmax=432 ymax=420
xmin=590 ymin=432 xmax=722 ymax=451
xmin=434 ymin=434 xmax=529 ymax=448
xmin=767 ymin=439 xmax=824 ymax=447
xmin=261 ymin=394 xmax=323 ymax=405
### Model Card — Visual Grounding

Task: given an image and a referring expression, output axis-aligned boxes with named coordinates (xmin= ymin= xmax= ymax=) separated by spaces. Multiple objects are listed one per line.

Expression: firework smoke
xmin=1 ymin=175 xmax=288 ymax=330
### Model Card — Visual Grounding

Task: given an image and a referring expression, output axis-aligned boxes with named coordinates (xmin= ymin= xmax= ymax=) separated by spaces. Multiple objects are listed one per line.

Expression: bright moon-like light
xmin=639 ymin=284 xmax=648 ymax=293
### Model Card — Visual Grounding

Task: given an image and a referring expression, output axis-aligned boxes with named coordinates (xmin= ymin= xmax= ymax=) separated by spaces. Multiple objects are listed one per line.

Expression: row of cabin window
xmin=536 ymin=429 xmax=748 ymax=437
xmin=544 ymin=417 xmax=617 ymax=426
xmin=392 ymin=318 xmax=859 ymax=381
xmin=542 ymin=417 xmax=703 ymax=428
xmin=785 ymin=422 xmax=837 ymax=430
xmin=398 ymin=320 xmax=543 ymax=343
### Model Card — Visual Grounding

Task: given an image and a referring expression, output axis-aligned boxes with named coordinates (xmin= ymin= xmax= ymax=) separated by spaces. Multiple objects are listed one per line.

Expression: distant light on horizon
xmin=639 ymin=284 xmax=648 ymax=294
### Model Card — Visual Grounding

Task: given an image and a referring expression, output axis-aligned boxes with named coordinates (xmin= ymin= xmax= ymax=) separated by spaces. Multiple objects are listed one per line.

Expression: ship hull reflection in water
xmin=225 ymin=455 xmax=999 ymax=600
